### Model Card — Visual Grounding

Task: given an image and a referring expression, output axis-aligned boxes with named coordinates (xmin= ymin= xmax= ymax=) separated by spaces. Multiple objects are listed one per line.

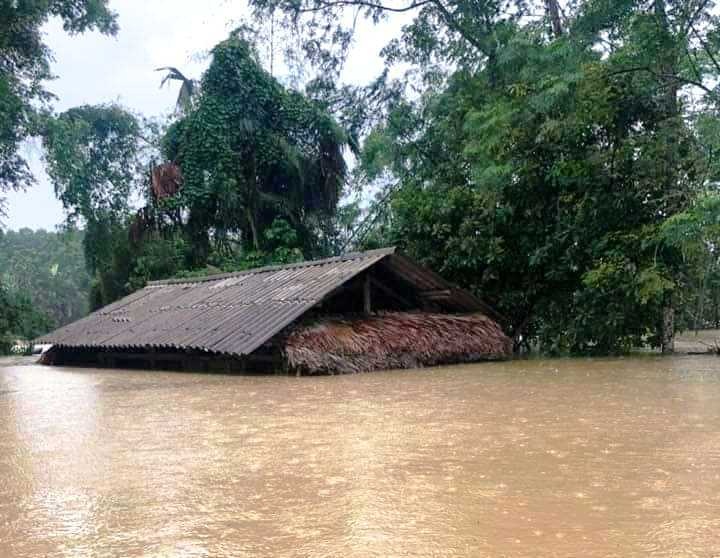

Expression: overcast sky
xmin=5 ymin=0 xmax=403 ymax=231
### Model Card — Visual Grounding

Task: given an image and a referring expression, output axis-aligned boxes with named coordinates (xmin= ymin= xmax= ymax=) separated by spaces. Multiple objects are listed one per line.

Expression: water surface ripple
xmin=1 ymin=356 xmax=720 ymax=557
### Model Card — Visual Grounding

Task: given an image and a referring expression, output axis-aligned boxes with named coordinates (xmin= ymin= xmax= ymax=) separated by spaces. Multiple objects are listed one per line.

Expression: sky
xmin=4 ymin=0 xmax=404 ymax=231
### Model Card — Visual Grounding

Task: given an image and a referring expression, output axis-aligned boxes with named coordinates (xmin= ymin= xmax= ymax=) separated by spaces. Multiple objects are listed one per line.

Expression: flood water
xmin=1 ymin=356 xmax=720 ymax=557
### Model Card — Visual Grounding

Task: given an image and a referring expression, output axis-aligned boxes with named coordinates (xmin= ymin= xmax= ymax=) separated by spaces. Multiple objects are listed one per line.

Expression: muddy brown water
xmin=1 ymin=356 xmax=720 ymax=557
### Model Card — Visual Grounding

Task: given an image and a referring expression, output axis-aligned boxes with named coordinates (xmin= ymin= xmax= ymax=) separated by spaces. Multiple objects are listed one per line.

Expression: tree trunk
xmin=662 ymin=303 xmax=675 ymax=353
xmin=511 ymin=312 xmax=533 ymax=354
xmin=545 ymin=0 xmax=563 ymax=38
xmin=655 ymin=0 xmax=680 ymax=209
xmin=187 ymin=214 xmax=210 ymax=267
xmin=655 ymin=0 xmax=679 ymax=354
xmin=246 ymin=207 xmax=260 ymax=251
xmin=695 ymin=267 xmax=710 ymax=332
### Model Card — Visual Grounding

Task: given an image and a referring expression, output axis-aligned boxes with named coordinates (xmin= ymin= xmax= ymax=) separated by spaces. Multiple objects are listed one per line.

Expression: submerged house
xmin=37 ymin=248 xmax=511 ymax=374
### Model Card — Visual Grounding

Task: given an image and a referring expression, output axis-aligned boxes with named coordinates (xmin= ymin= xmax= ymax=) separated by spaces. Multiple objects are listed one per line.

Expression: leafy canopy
xmin=261 ymin=0 xmax=720 ymax=352
xmin=0 ymin=228 xmax=90 ymax=331
xmin=42 ymin=104 xmax=145 ymax=274
xmin=0 ymin=0 xmax=117 ymax=220
xmin=165 ymin=34 xmax=353 ymax=260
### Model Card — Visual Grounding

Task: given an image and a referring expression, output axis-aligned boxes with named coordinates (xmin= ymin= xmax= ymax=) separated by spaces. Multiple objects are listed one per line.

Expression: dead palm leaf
xmin=155 ymin=66 xmax=196 ymax=114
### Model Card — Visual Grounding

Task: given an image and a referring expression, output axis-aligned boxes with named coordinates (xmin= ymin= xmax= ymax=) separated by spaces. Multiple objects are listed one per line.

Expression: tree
xmin=40 ymin=46 xmax=342 ymax=308
xmin=0 ymin=281 xmax=25 ymax=353
xmin=338 ymin=0 xmax=720 ymax=353
xmin=0 ymin=278 xmax=52 ymax=354
xmin=42 ymin=104 xmax=146 ymax=275
xmin=248 ymin=0 xmax=575 ymax=79
xmin=574 ymin=0 xmax=720 ymax=351
xmin=662 ymin=194 xmax=720 ymax=331
xmin=41 ymin=104 xmax=165 ymax=308
xmin=0 ymin=0 xmax=117 ymax=221
xmin=164 ymin=33 xmax=354 ymax=263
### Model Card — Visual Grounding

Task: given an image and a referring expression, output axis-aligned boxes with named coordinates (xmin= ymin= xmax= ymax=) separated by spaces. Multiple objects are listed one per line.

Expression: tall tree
xmin=0 ymin=0 xmax=117 ymax=221
xmin=574 ymin=0 xmax=720 ymax=351
xmin=164 ymin=33 xmax=353 ymax=262
xmin=662 ymin=193 xmax=720 ymax=331
xmin=284 ymin=0 xmax=720 ymax=352
xmin=42 ymin=104 xmax=145 ymax=275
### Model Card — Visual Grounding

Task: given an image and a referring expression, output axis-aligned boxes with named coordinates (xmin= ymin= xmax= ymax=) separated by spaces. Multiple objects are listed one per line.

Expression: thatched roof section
xmin=284 ymin=312 xmax=512 ymax=375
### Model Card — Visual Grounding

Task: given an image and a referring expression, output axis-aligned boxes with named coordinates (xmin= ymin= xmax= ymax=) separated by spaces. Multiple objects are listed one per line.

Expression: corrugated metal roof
xmin=37 ymin=248 xmax=391 ymax=355
xmin=36 ymin=247 xmax=498 ymax=356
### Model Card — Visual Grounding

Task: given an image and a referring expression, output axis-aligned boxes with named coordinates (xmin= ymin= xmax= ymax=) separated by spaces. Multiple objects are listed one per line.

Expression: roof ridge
xmin=147 ymin=247 xmax=396 ymax=286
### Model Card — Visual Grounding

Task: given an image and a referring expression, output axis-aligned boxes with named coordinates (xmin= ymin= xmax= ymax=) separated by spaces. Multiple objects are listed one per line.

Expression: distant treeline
xmin=0 ymin=229 xmax=89 ymax=351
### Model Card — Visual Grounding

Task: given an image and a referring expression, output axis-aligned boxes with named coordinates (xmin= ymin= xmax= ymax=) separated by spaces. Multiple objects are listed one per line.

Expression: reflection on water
xmin=1 ymin=356 xmax=720 ymax=557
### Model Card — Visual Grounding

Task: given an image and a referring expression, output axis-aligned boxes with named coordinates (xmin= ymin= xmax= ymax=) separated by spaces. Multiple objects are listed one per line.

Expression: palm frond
xmin=155 ymin=67 xmax=197 ymax=113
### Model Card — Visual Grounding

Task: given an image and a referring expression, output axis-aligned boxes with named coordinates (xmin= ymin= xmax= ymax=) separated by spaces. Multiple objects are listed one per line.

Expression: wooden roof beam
xmin=369 ymin=276 xmax=415 ymax=310
xmin=419 ymin=289 xmax=453 ymax=301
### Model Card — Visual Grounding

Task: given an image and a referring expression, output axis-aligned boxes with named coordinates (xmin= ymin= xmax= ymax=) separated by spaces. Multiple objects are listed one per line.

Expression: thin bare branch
xmin=296 ymin=0 xmax=431 ymax=13
xmin=428 ymin=0 xmax=490 ymax=57
xmin=689 ymin=24 xmax=720 ymax=76
xmin=681 ymin=0 xmax=712 ymax=38
xmin=295 ymin=0 xmax=491 ymax=57
xmin=607 ymin=65 xmax=715 ymax=95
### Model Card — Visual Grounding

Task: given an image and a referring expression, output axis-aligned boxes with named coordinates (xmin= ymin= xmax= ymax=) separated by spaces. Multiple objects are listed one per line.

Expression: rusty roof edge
xmin=148 ymin=247 xmax=397 ymax=286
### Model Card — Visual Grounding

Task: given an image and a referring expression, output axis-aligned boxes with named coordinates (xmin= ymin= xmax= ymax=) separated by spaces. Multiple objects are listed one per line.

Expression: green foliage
xmin=662 ymin=195 xmax=720 ymax=251
xmin=0 ymin=226 xmax=89 ymax=352
xmin=0 ymin=280 xmax=52 ymax=355
xmin=0 ymin=282 xmax=21 ymax=354
xmin=165 ymin=34 xmax=352 ymax=262
xmin=127 ymin=236 xmax=190 ymax=291
xmin=31 ymin=31 xmax=356 ymax=311
xmin=42 ymin=104 xmax=146 ymax=274
xmin=258 ymin=217 xmax=305 ymax=265
xmin=87 ymin=227 xmax=190 ymax=309
xmin=43 ymin=105 xmax=142 ymax=223
xmin=177 ymin=218 xmax=304 ymax=278
xmin=26 ymin=0 xmax=720 ymax=356
xmin=0 ymin=228 xmax=90 ymax=329
xmin=661 ymin=194 xmax=720 ymax=329
xmin=341 ymin=0 xmax=720 ymax=353
xmin=0 ymin=0 xmax=117 ymax=219
xmin=85 ymin=217 xmax=304 ymax=308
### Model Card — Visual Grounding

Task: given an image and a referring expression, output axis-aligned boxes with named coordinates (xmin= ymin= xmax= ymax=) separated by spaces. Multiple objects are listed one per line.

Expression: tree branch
xmin=428 ymin=0 xmax=491 ymax=57
xmin=685 ymin=45 xmax=705 ymax=85
xmin=681 ymin=0 xmax=712 ymax=38
xmin=544 ymin=0 xmax=563 ymax=38
xmin=296 ymin=0 xmax=491 ymax=57
xmin=297 ymin=0 xmax=431 ymax=13
xmin=690 ymin=24 xmax=720 ymax=76
xmin=607 ymin=65 xmax=715 ymax=95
